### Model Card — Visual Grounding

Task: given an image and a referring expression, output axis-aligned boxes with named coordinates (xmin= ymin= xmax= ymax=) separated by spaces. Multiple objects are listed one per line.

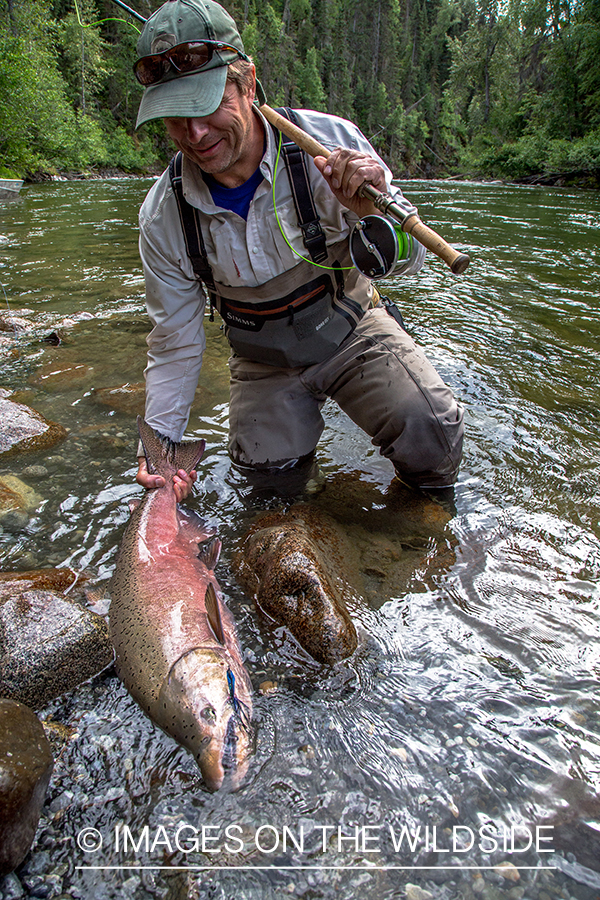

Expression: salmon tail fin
xmin=137 ymin=416 xmax=206 ymax=480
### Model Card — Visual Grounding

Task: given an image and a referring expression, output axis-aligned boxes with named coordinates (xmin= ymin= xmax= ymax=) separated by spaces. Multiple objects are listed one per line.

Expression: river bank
xmin=16 ymin=161 xmax=599 ymax=192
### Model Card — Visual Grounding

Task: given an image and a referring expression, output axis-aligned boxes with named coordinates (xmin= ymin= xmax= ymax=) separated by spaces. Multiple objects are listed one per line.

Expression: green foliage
xmin=0 ymin=3 xmax=81 ymax=174
xmin=0 ymin=0 xmax=599 ymax=181
xmin=0 ymin=0 xmax=160 ymax=175
xmin=295 ymin=47 xmax=326 ymax=111
xmin=442 ymin=0 xmax=600 ymax=178
xmin=56 ymin=0 xmax=112 ymax=112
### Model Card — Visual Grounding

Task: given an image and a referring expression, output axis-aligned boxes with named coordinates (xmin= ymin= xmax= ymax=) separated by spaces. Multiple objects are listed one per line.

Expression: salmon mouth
xmin=157 ymin=647 xmax=253 ymax=791
xmin=195 ymin=709 xmax=252 ymax=792
xmin=222 ymin=713 xmax=239 ymax=773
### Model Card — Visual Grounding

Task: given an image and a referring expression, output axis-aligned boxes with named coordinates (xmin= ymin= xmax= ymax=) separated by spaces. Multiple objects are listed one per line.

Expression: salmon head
xmin=157 ymin=647 xmax=253 ymax=791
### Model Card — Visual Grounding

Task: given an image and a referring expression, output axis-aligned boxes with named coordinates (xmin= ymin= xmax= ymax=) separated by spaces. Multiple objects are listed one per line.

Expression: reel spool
xmin=349 ymin=215 xmax=413 ymax=279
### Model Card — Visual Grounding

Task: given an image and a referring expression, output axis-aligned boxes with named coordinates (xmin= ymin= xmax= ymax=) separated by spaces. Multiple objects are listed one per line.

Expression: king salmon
xmin=109 ymin=418 xmax=252 ymax=791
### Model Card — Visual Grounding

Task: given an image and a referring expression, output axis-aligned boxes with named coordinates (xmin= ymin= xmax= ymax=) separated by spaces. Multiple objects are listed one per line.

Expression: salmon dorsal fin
xmin=199 ymin=537 xmax=222 ymax=572
xmin=137 ymin=416 xmax=206 ymax=481
xmin=205 ymin=582 xmax=225 ymax=645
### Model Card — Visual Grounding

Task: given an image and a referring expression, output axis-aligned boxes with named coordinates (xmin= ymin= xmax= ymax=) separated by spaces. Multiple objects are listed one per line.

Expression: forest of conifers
xmin=1 ymin=0 xmax=599 ymax=183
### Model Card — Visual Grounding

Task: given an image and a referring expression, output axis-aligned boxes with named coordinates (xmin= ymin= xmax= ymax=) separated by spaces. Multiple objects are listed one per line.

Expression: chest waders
xmin=168 ymin=108 xmax=369 ymax=369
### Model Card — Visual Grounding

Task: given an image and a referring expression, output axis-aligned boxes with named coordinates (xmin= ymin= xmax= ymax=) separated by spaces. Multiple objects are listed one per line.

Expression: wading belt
xmin=168 ymin=106 xmax=328 ymax=302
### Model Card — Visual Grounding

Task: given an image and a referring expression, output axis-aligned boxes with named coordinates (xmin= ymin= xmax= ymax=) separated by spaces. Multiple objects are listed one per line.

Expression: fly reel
xmin=349 ymin=215 xmax=413 ymax=279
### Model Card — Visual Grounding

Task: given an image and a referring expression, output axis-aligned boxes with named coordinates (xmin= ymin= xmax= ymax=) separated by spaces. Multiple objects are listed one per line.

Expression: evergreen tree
xmin=0 ymin=0 xmax=598 ymax=180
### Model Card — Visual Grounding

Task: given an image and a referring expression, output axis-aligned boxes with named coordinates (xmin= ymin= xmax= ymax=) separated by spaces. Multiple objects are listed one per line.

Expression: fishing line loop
xmin=73 ymin=0 xmax=141 ymax=35
xmin=272 ymin=130 xmax=354 ymax=272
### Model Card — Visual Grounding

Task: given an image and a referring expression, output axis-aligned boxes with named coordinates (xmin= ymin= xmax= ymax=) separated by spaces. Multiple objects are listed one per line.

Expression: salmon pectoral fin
xmin=177 ymin=507 xmax=218 ymax=543
xmin=198 ymin=537 xmax=222 ymax=572
xmin=205 ymin=582 xmax=225 ymax=645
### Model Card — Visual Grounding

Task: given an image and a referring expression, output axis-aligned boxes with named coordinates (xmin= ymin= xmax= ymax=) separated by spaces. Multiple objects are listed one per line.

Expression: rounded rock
xmin=0 ymin=700 xmax=53 ymax=875
xmin=0 ymin=390 xmax=66 ymax=460
xmin=20 ymin=467 xmax=48 ymax=479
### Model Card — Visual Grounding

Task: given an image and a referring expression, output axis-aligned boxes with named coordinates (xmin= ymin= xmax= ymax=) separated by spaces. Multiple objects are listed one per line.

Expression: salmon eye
xmin=201 ymin=706 xmax=217 ymax=723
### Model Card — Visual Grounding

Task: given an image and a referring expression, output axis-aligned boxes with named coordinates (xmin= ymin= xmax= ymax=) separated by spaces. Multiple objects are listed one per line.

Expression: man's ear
xmin=248 ymin=63 xmax=257 ymax=99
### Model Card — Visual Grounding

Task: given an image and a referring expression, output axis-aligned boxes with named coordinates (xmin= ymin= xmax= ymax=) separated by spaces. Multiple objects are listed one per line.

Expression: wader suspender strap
xmin=169 ymin=152 xmax=218 ymax=318
xmin=274 ymin=108 xmax=328 ymax=264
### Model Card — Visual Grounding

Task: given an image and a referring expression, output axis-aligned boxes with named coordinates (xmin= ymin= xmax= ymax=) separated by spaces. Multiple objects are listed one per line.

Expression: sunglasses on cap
xmin=134 ymin=40 xmax=249 ymax=87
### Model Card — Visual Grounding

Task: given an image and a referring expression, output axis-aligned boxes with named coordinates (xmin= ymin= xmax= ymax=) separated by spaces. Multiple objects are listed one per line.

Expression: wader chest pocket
xmin=218 ymin=274 xmax=354 ymax=368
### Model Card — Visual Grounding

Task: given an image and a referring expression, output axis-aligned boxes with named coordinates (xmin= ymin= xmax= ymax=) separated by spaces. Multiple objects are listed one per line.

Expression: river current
xmin=0 ymin=178 xmax=599 ymax=900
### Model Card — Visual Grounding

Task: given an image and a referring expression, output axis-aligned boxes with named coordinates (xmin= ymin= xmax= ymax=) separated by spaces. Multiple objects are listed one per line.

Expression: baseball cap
xmin=135 ymin=0 xmax=265 ymax=128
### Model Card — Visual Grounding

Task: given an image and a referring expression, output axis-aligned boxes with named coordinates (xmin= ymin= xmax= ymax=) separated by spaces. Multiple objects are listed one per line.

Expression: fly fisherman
xmin=134 ymin=0 xmax=464 ymax=501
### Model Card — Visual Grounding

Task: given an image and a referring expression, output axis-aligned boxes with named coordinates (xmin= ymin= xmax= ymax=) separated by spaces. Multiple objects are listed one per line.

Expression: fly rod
xmin=110 ymin=0 xmax=470 ymax=274
xmin=110 ymin=0 xmax=146 ymax=22
xmin=260 ymin=105 xmax=470 ymax=275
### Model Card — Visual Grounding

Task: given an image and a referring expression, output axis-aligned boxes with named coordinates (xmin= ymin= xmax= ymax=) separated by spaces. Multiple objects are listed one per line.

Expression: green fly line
xmin=73 ymin=0 xmax=141 ymax=34
xmin=272 ymin=129 xmax=354 ymax=271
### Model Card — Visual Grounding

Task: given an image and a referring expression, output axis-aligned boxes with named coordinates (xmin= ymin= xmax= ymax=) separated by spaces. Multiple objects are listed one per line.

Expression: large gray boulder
xmin=0 ymin=573 xmax=113 ymax=709
xmin=0 ymin=389 xmax=66 ymax=459
xmin=0 ymin=699 xmax=53 ymax=875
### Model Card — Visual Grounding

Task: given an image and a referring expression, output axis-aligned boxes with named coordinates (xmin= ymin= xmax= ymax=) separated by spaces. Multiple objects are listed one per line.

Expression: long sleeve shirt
xmin=138 ymin=107 xmax=426 ymax=442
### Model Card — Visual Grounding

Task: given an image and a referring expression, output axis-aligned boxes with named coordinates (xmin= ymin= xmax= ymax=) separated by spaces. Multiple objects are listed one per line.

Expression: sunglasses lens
xmin=168 ymin=42 xmax=213 ymax=74
xmin=135 ymin=55 xmax=169 ymax=86
xmin=135 ymin=42 xmax=241 ymax=87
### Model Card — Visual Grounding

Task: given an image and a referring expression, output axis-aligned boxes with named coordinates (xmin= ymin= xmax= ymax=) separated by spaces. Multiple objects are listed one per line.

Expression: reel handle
xmin=260 ymin=104 xmax=471 ymax=275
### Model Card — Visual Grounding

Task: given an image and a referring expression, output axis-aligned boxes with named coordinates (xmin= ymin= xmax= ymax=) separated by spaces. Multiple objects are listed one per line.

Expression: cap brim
xmin=135 ymin=66 xmax=228 ymax=129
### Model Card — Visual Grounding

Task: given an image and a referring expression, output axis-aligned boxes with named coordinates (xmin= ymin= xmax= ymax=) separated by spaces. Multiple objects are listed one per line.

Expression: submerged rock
xmin=0 ymin=568 xmax=86 ymax=593
xmin=0 ymin=699 xmax=53 ymax=875
xmin=0 ymin=389 xmax=66 ymax=459
xmin=91 ymin=382 xmax=210 ymax=417
xmin=0 ymin=313 xmax=34 ymax=335
xmin=234 ymin=505 xmax=359 ymax=665
xmin=0 ymin=580 xmax=113 ymax=709
xmin=309 ymin=471 xmax=453 ymax=542
xmin=19 ymin=466 xmax=48 ymax=479
xmin=0 ymin=476 xmax=43 ymax=531
xmin=0 ymin=334 xmax=18 ymax=356
xmin=234 ymin=479 xmax=457 ymax=664
xmin=92 ymin=382 xmax=145 ymax=416
xmin=28 ymin=361 xmax=95 ymax=391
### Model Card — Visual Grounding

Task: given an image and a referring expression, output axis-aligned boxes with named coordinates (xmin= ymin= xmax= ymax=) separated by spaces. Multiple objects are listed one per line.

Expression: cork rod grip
xmin=401 ymin=215 xmax=471 ymax=275
xmin=259 ymin=103 xmax=471 ymax=275
xmin=261 ymin=104 xmax=331 ymax=158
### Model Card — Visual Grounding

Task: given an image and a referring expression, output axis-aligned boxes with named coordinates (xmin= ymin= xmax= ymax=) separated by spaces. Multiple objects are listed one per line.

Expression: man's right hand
xmin=136 ymin=457 xmax=197 ymax=503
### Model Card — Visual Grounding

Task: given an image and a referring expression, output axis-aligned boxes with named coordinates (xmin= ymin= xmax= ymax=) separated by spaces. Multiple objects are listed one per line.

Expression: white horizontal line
xmin=76 ymin=865 xmax=557 ymax=872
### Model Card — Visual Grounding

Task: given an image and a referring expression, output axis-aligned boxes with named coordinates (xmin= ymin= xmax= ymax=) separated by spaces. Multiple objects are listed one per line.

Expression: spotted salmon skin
xmin=109 ymin=418 xmax=252 ymax=791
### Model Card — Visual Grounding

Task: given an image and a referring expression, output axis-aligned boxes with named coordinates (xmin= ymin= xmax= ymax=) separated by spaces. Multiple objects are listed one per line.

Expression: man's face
xmin=164 ymin=81 xmax=259 ymax=184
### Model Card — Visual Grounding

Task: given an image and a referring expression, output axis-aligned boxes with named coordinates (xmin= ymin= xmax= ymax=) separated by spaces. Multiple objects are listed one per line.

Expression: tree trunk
xmin=5 ymin=0 xmax=17 ymax=35
xmin=373 ymin=0 xmax=382 ymax=78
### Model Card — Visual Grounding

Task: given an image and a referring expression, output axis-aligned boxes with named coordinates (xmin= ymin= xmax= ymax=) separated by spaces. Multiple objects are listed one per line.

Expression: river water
xmin=0 ymin=178 xmax=599 ymax=900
